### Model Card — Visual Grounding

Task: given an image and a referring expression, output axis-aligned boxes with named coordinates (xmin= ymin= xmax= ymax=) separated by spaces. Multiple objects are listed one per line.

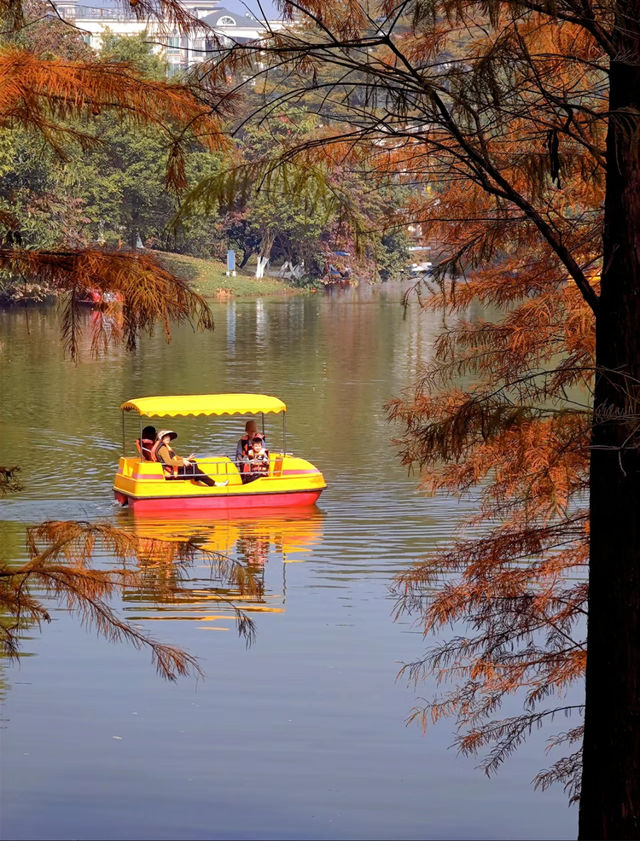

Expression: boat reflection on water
xmin=115 ymin=506 xmax=325 ymax=633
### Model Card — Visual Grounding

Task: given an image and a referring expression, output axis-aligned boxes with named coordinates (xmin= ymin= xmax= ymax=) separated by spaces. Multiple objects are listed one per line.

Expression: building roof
xmin=201 ymin=7 xmax=256 ymax=26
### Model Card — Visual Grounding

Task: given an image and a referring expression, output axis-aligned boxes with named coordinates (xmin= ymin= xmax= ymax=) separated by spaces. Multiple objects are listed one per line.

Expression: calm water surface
xmin=0 ymin=285 xmax=577 ymax=840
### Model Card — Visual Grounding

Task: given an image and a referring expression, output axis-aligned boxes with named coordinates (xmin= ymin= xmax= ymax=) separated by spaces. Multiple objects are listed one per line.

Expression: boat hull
xmin=113 ymin=453 xmax=326 ymax=516
xmin=115 ymin=487 xmax=323 ymax=514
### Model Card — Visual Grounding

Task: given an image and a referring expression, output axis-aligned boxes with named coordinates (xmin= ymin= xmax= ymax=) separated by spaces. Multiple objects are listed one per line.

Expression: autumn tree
xmin=197 ymin=1 xmax=640 ymax=836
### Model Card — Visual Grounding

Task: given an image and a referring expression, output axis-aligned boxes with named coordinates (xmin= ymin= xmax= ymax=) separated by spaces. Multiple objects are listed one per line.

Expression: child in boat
xmin=248 ymin=436 xmax=270 ymax=476
xmin=235 ymin=420 xmax=266 ymax=465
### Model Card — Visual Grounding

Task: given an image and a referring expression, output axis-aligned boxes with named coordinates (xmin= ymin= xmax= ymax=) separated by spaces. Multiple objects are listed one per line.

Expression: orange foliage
xmin=0 ymin=248 xmax=213 ymax=356
xmin=0 ymin=47 xmax=230 ymax=189
xmin=380 ymin=14 xmax=603 ymax=797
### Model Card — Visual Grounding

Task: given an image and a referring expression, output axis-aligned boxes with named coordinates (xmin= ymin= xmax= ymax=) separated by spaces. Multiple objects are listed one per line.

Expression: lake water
xmin=0 ymin=285 xmax=577 ymax=840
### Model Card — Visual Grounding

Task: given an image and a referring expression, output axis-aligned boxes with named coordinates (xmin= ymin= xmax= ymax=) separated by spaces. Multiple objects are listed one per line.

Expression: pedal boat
xmin=113 ymin=393 xmax=327 ymax=514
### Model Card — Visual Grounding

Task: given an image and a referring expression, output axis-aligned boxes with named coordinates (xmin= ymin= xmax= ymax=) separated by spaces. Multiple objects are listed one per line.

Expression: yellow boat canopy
xmin=121 ymin=394 xmax=287 ymax=418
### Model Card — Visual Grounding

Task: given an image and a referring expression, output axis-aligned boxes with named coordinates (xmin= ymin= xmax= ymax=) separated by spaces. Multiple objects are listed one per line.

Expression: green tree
xmin=183 ymin=103 xmax=410 ymax=281
xmin=18 ymin=31 xmax=226 ymax=257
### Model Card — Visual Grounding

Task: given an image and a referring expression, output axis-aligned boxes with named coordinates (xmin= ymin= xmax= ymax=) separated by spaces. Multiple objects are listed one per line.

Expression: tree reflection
xmin=1 ymin=509 xmax=325 ymax=678
xmin=119 ymin=509 xmax=325 ymax=629
xmin=0 ymin=520 xmax=260 ymax=678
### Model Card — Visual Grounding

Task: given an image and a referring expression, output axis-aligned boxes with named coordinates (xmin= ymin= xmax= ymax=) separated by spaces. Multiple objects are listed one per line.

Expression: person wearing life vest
xmin=235 ymin=420 xmax=267 ymax=483
xmin=247 ymin=436 xmax=269 ymax=476
xmin=235 ymin=420 xmax=266 ymax=463
xmin=135 ymin=425 xmax=157 ymax=461
xmin=152 ymin=430 xmax=227 ymax=487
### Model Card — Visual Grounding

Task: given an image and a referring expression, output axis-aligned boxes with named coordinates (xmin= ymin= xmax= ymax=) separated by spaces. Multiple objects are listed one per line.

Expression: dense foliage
xmin=179 ymin=102 xmax=411 ymax=282
xmin=0 ymin=0 xmax=230 ymax=354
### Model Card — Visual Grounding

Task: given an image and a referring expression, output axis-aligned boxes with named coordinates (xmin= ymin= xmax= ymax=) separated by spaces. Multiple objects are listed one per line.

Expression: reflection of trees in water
xmin=0 ymin=521 xmax=260 ymax=679
xmin=125 ymin=535 xmax=266 ymax=616
xmin=122 ymin=511 xmax=325 ymax=622
xmin=236 ymin=535 xmax=270 ymax=569
xmin=0 ymin=511 xmax=324 ymax=682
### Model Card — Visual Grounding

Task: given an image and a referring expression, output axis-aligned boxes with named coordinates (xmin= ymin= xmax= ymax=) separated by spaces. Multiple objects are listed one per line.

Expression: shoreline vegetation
xmin=0 ymin=249 xmax=307 ymax=306
xmin=153 ymin=251 xmax=305 ymax=299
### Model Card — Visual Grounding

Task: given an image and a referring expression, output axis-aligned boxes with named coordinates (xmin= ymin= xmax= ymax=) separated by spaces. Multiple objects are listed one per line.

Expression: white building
xmin=53 ymin=1 xmax=283 ymax=72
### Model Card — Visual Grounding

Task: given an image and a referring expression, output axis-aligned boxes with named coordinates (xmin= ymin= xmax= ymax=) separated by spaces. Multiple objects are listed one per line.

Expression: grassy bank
xmin=152 ymin=251 xmax=301 ymax=298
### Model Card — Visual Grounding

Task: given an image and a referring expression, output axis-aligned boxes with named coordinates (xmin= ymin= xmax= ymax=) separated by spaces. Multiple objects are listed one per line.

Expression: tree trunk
xmin=579 ymin=3 xmax=640 ymax=836
xmin=255 ymin=230 xmax=275 ymax=279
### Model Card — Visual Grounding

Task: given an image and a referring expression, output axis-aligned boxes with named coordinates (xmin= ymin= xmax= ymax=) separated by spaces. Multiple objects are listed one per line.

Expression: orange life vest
xmin=135 ymin=437 xmax=155 ymax=461
xmin=245 ymin=444 xmax=269 ymax=475
xmin=240 ymin=432 xmax=265 ymax=459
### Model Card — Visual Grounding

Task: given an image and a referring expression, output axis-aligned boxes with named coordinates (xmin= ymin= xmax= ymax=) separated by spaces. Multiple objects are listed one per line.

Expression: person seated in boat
xmin=235 ymin=420 xmax=266 ymax=467
xmin=247 ymin=435 xmax=270 ymax=477
xmin=136 ymin=425 xmax=157 ymax=461
xmin=152 ymin=430 xmax=227 ymax=487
